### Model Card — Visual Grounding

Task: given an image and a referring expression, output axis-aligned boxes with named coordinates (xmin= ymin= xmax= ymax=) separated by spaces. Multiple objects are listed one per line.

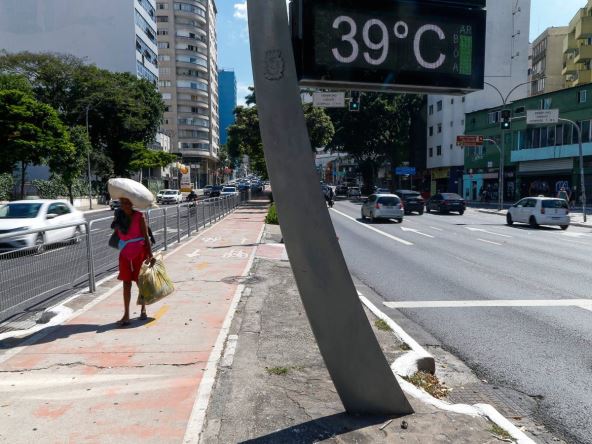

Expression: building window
xmin=450 ymin=144 xmax=453 ymax=150
xmin=450 ymin=121 xmax=454 ymax=127
xmin=429 ymin=148 xmax=433 ymax=157
xmin=156 ymin=15 xmax=168 ymax=22
xmin=540 ymin=98 xmax=552 ymax=109
xmin=437 ymin=100 xmax=443 ymax=111
xmin=134 ymin=9 xmax=157 ymax=43
xmin=159 ymin=67 xmax=170 ymax=75
xmin=437 ymin=146 xmax=442 ymax=155
xmin=157 ymin=3 xmax=169 ymax=9
xmin=451 ymin=99 xmax=454 ymax=104
xmin=161 ymin=93 xmax=172 ymax=100
xmin=579 ymin=90 xmax=587 ymax=103
xmin=437 ymin=123 xmax=442 ymax=133
xmin=429 ymin=126 xmax=434 ymax=136
xmin=158 ymin=55 xmax=170 ymax=61
xmin=488 ymin=111 xmax=501 ymax=124
xmin=462 ymin=97 xmax=466 ymax=103
xmin=174 ymin=2 xmax=206 ymax=18
xmin=158 ymin=80 xmax=172 ymax=87
xmin=158 ymin=42 xmax=170 ymax=49
xmin=461 ymin=119 xmax=465 ymax=126
xmin=157 ymin=29 xmax=169 ymax=35
xmin=177 ymin=79 xmax=208 ymax=91
xmin=429 ymin=105 xmax=433 ymax=115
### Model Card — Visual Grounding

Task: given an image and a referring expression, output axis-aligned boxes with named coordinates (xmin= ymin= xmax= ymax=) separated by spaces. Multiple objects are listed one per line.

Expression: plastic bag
xmin=137 ymin=255 xmax=175 ymax=305
xmin=108 ymin=178 xmax=156 ymax=210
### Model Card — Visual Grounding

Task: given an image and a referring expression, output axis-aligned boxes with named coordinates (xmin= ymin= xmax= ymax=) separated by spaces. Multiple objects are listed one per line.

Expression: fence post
xmin=202 ymin=200 xmax=206 ymax=228
xmin=195 ymin=202 xmax=199 ymax=232
xmin=86 ymin=221 xmax=96 ymax=293
xmin=177 ymin=204 xmax=181 ymax=243
xmin=163 ymin=207 xmax=168 ymax=251
xmin=187 ymin=204 xmax=192 ymax=237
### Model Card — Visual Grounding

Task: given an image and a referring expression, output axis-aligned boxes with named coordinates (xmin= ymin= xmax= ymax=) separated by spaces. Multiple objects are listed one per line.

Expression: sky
xmin=217 ymin=0 xmax=589 ymax=105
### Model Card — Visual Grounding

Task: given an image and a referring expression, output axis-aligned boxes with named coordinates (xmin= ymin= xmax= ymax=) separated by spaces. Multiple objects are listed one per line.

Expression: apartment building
xmin=156 ymin=0 xmax=219 ymax=188
xmin=426 ymin=0 xmax=531 ymax=195
xmin=563 ymin=1 xmax=592 ymax=89
xmin=530 ymin=27 xmax=569 ymax=96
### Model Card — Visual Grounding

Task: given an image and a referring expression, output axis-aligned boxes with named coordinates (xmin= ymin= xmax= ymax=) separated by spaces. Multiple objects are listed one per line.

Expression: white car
xmin=156 ymin=189 xmax=173 ymax=203
xmin=506 ymin=197 xmax=570 ymax=230
xmin=0 ymin=200 xmax=86 ymax=252
xmin=221 ymin=186 xmax=239 ymax=196
xmin=348 ymin=187 xmax=362 ymax=199
xmin=361 ymin=194 xmax=404 ymax=223
xmin=160 ymin=190 xmax=183 ymax=204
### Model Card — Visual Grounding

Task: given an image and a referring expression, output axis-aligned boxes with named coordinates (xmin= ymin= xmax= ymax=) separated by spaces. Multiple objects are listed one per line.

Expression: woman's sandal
xmin=117 ymin=319 xmax=131 ymax=327
xmin=139 ymin=311 xmax=148 ymax=321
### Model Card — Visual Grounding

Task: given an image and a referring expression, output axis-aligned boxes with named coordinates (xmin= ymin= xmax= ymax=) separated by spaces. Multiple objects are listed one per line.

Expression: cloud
xmin=233 ymin=2 xmax=247 ymax=21
xmin=237 ymin=82 xmax=252 ymax=106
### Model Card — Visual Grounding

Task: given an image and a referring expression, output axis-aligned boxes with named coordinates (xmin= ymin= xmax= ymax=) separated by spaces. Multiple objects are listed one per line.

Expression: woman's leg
xmin=120 ymin=281 xmax=132 ymax=324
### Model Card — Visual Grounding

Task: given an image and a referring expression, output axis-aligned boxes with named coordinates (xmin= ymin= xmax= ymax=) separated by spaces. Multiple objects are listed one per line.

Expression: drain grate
xmin=448 ymin=383 xmax=536 ymax=419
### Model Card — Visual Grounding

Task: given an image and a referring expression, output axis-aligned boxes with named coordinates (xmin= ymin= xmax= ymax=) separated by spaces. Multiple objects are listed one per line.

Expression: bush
xmin=0 ymin=173 xmax=13 ymax=201
xmin=32 ymin=177 xmax=88 ymax=199
xmin=265 ymin=203 xmax=279 ymax=225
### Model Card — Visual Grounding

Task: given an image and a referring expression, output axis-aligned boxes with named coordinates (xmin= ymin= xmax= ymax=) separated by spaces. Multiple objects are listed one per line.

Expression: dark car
xmin=210 ymin=186 xmax=223 ymax=198
xmin=426 ymin=193 xmax=466 ymax=215
xmin=336 ymin=185 xmax=349 ymax=197
xmin=395 ymin=190 xmax=425 ymax=215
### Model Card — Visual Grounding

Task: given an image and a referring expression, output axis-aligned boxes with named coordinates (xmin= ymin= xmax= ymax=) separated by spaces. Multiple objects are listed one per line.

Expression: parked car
xmin=160 ymin=190 xmax=183 ymax=205
xmin=395 ymin=190 xmax=425 ymax=215
xmin=221 ymin=186 xmax=239 ymax=196
xmin=348 ymin=187 xmax=362 ymax=199
xmin=156 ymin=189 xmax=173 ymax=203
xmin=250 ymin=182 xmax=263 ymax=193
xmin=203 ymin=185 xmax=213 ymax=196
xmin=426 ymin=193 xmax=466 ymax=215
xmin=237 ymin=182 xmax=250 ymax=192
xmin=210 ymin=186 xmax=223 ymax=198
xmin=109 ymin=199 xmax=120 ymax=210
xmin=506 ymin=197 xmax=570 ymax=230
xmin=335 ymin=185 xmax=349 ymax=197
xmin=361 ymin=194 xmax=404 ymax=223
xmin=0 ymin=200 xmax=86 ymax=252
xmin=376 ymin=188 xmax=390 ymax=194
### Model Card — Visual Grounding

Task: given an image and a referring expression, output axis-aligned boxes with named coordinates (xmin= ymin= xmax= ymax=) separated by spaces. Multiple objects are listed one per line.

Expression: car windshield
xmin=378 ymin=197 xmax=399 ymax=206
xmin=542 ymin=199 xmax=569 ymax=209
xmin=442 ymin=194 xmax=463 ymax=200
xmin=403 ymin=192 xmax=421 ymax=198
xmin=223 ymin=187 xmax=236 ymax=192
xmin=164 ymin=191 xmax=177 ymax=195
xmin=0 ymin=203 xmax=42 ymax=219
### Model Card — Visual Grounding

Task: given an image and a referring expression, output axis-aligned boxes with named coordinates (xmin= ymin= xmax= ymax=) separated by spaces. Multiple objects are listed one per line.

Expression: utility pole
xmin=85 ymin=106 xmax=93 ymax=210
xmin=559 ymin=118 xmax=587 ymax=222
xmin=484 ymin=138 xmax=503 ymax=210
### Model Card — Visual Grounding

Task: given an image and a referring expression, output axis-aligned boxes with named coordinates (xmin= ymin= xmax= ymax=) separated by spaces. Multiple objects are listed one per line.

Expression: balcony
xmin=562 ymin=60 xmax=578 ymax=75
xmin=564 ymin=33 xmax=578 ymax=54
xmin=575 ymin=45 xmax=592 ymax=63
xmin=572 ymin=69 xmax=592 ymax=86
xmin=576 ymin=15 xmax=592 ymax=40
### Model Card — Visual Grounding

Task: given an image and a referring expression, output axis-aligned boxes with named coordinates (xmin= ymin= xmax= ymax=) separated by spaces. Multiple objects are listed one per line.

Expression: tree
xmin=0 ymin=73 xmax=32 ymax=94
xmin=127 ymin=141 xmax=178 ymax=175
xmin=0 ymin=90 xmax=75 ymax=198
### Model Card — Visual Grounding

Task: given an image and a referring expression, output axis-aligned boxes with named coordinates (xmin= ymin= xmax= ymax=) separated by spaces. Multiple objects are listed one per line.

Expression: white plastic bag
xmin=108 ymin=178 xmax=156 ymax=210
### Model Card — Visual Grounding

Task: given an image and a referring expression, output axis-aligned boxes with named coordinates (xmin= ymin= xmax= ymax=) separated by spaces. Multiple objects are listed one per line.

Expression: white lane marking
xmin=331 ymin=209 xmax=413 ymax=246
xmin=429 ymin=226 xmax=443 ymax=232
xmin=384 ymin=299 xmax=592 ymax=309
xmin=465 ymin=227 xmax=512 ymax=238
xmin=561 ymin=231 xmax=591 ymax=238
xmin=223 ymin=249 xmax=248 ymax=259
xmin=220 ymin=334 xmax=239 ymax=368
xmin=400 ymin=227 xmax=434 ymax=238
xmin=477 ymin=238 xmax=503 ymax=246
xmin=186 ymin=248 xmax=201 ymax=258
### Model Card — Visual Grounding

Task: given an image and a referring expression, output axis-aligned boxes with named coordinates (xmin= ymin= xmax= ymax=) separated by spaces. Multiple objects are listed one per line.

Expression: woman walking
xmin=111 ymin=197 xmax=153 ymax=326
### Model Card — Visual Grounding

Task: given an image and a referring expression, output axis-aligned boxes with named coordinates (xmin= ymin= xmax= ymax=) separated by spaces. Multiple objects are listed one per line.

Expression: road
xmin=330 ymin=199 xmax=592 ymax=444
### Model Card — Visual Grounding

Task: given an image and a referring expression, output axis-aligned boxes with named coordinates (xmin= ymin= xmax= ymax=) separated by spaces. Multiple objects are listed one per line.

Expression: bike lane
xmin=0 ymin=204 xmax=267 ymax=444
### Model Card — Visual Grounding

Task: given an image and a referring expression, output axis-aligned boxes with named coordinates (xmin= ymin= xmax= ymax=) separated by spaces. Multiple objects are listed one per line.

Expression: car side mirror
xmin=46 ymin=213 xmax=58 ymax=220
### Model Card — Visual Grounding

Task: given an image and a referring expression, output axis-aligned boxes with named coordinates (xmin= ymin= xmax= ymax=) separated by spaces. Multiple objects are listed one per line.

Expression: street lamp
xmin=484 ymin=80 xmax=538 ymax=210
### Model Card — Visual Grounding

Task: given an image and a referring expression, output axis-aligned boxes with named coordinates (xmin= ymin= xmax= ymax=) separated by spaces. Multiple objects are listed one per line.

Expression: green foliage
xmin=48 ymin=125 xmax=89 ymax=203
xmin=0 ymin=173 xmax=13 ymax=201
xmin=0 ymin=73 xmax=32 ymax=93
xmin=304 ymin=103 xmax=335 ymax=149
xmin=32 ymin=177 xmax=88 ymax=199
xmin=127 ymin=141 xmax=178 ymax=172
xmin=265 ymin=203 xmax=279 ymax=225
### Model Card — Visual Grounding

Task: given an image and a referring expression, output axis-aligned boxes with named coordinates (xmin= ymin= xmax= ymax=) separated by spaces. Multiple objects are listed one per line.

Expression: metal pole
xmin=86 ymin=221 xmax=96 ymax=293
xmin=85 ymin=106 xmax=93 ymax=210
xmin=560 ymin=118 xmax=587 ymax=222
xmin=176 ymin=204 xmax=181 ymax=243
xmin=163 ymin=207 xmax=168 ymax=251
xmin=485 ymin=139 xmax=502 ymax=210
xmin=499 ymin=131 xmax=505 ymax=211
xmin=187 ymin=204 xmax=192 ymax=237
xmin=195 ymin=201 xmax=199 ymax=232
xmin=202 ymin=200 xmax=206 ymax=228
xmin=247 ymin=0 xmax=412 ymax=415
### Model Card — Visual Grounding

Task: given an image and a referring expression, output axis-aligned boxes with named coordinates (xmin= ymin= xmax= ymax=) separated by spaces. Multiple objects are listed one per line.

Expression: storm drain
xmin=448 ymin=383 xmax=537 ymax=419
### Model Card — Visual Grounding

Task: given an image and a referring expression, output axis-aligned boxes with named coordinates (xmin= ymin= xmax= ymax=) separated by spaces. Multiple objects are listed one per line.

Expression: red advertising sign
xmin=456 ymin=135 xmax=484 ymax=147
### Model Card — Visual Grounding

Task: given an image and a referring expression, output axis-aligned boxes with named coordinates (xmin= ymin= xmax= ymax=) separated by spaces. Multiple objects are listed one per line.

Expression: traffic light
xmin=349 ymin=91 xmax=361 ymax=112
xmin=500 ymin=109 xmax=511 ymax=130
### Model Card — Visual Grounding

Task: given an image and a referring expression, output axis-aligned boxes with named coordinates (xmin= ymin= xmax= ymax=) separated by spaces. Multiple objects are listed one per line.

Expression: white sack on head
xmin=108 ymin=178 xmax=156 ymax=210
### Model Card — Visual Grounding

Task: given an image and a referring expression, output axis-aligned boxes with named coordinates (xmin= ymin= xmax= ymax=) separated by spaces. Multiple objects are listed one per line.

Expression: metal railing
xmin=0 ymin=193 xmax=247 ymax=322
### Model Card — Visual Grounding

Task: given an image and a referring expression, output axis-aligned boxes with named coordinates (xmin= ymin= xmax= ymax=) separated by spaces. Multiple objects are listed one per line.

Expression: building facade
xmin=563 ymin=1 xmax=592 ymax=89
xmin=0 ymin=0 xmax=159 ymax=84
xmin=530 ymin=27 xmax=569 ymax=96
xmin=218 ymin=69 xmax=237 ymax=146
xmin=464 ymin=84 xmax=592 ymax=204
xmin=155 ymin=0 xmax=219 ymax=188
xmin=426 ymin=0 xmax=531 ymax=195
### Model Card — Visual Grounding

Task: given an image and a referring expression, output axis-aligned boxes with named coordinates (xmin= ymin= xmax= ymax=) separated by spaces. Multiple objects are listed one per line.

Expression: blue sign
xmin=395 ymin=167 xmax=416 ymax=176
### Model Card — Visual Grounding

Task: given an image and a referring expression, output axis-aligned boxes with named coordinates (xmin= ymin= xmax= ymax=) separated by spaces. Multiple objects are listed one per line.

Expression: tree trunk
xmin=68 ymin=183 xmax=74 ymax=205
xmin=20 ymin=162 xmax=27 ymax=199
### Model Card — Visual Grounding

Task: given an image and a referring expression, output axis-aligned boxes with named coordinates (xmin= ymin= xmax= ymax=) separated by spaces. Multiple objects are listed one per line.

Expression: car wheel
xmin=370 ymin=212 xmax=376 ymax=223
xmin=529 ymin=215 xmax=539 ymax=228
xmin=459 ymin=210 xmax=465 ymax=215
xmin=560 ymin=225 xmax=569 ymax=231
xmin=506 ymin=213 xmax=514 ymax=226
xmin=396 ymin=218 xmax=403 ymax=224
xmin=35 ymin=233 xmax=46 ymax=254
xmin=418 ymin=209 xmax=424 ymax=215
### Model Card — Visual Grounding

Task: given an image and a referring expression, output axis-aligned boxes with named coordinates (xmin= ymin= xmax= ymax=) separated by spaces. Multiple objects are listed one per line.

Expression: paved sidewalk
xmin=0 ymin=203 xmax=268 ymax=444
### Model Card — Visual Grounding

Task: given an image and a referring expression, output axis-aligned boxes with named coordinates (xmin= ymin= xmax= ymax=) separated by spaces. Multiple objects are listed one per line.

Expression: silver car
xmin=361 ymin=194 xmax=404 ymax=223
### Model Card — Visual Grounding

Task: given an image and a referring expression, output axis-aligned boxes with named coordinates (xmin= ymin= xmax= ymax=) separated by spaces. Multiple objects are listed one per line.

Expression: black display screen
xmin=291 ymin=0 xmax=486 ymax=94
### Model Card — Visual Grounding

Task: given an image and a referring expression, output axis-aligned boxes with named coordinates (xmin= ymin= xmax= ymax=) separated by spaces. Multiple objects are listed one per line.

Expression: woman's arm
xmin=140 ymin=214 xmax=153 ymax=259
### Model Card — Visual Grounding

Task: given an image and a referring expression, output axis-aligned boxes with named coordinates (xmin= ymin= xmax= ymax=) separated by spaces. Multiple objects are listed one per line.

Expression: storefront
xmin=517 ymin=159 xmax=574 ymax=199
xmin=430 ymin=167 xmax=450 ymax=195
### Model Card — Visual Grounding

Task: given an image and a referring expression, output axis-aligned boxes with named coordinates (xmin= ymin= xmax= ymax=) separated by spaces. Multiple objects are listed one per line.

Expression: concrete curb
xmin=359 ymin=294 xmax=536 ymax=444
xmin=83 ymin=207 xmax=111 ymax=214
xmin=476 ymin=208 xmax=591 ymax=228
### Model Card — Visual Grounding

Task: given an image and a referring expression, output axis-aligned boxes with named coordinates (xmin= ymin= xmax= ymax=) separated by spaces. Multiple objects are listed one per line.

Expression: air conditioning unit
xmin=566 ymin=74 xmax=576 ymax=81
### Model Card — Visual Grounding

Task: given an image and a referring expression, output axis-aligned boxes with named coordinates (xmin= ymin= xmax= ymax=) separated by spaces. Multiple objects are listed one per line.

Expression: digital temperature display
xmin=291 ymin=0 xmax=486 ymax=94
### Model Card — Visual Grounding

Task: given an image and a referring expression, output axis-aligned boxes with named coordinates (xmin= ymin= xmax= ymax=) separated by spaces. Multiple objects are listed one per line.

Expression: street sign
xmin=456 ymin=135 xmax=484 ymax=146
xmin=395 ymin=166 xmax=416 ymax=176
xmin=291 ymin=0 xmax=486 ymax=94
xmin=527 ymin=109 xmax=559 ymax=125
xmin=313 ymin=91 xmax=346 ymax=107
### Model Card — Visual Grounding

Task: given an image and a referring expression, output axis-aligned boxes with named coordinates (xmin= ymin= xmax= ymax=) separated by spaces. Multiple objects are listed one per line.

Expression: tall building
xmin=563 ymin=1 xmax=592 ymax=89
xmin=218 ymin=69 xmax=237 ymax=146
xmin=426 ymin=0 xmax=531 ymax=195
xmin=530 ymin=27 xmax=569 ymax=96
xmin=0 ymin=0 xmax=159 ymax=85
xmin=155 ymin=0 xmax=219 ymax=188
